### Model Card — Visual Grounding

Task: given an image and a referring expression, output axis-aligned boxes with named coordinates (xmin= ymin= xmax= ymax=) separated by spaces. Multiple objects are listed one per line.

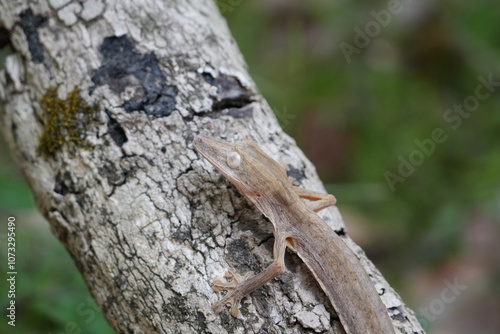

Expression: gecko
xmin=193 ymin=136 xmax=396 ymax=334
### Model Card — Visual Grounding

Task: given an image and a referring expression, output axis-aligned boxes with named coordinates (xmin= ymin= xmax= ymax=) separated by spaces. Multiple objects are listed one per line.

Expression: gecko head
xmin=193 ymin=136 xmax=287 ymax=200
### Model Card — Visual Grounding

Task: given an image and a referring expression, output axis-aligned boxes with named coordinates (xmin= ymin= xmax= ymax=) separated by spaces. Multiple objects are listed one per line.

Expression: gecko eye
xmin=226 ymin=151 xmax=241 ymax=169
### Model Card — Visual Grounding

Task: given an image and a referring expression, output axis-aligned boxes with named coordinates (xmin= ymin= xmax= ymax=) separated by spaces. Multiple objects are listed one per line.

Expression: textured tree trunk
xmin=0 ymin=0 xmax=424 ymax=333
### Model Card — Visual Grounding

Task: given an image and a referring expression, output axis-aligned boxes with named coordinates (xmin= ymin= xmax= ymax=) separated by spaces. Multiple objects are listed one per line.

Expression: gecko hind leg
xmin=212 ymin=235 xmax=288 ymax=317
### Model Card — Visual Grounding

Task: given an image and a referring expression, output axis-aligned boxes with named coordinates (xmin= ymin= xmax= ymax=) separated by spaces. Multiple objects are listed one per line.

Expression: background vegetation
xmin=1 ymin=0 xmax=499 ymax=333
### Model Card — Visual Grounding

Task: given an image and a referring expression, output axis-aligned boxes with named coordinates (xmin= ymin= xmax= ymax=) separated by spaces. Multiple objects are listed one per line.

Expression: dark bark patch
xmin=98 ymin=161 xmax=127 ymax=197
xmin=163 ymin=297 xmax=189 ymax=322
xmin=202 ymin=72 xmax=254 ymax=112
xmin=106 ymin=112 xmax=127 ymax=147
xmin=91 ymin=35 xmax=178 ymax=118
xmin=335 ymin=227 xmax=346 ymax=236
xmin=53 ymin=170 xmax=85 ymax=195
xmin=54 ymin=171 xmax=70 ymax=195
xmin=0 ymin=26 xmax=13 ymax=52
xmin=389 ymin=306 xmax=406 ymax=322
xmin=193 ymin=311 xmax=209 ymax=333
xmin=171 ymin=227 xmax=192 ymax=245
xmin=226 ymin=238 xmax=261 ymax=273
xmin=18 ymin=9 xmax=46 ymax=63
xmin=10 ymin=121 xmax=17 ymax=143
xmin=104 ymin=296 xmax=116 ymax=310
xmin=286 ymin=164 xmax=306 ymax=182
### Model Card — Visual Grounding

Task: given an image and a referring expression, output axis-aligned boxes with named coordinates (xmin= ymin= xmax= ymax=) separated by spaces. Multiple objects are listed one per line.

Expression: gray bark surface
xmin=0 ymin=0 xmax=424 ymax=333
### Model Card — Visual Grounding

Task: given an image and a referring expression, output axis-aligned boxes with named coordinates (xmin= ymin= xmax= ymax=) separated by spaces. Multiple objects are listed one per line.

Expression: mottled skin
xmin=193 ymin=136 xmax=396 ymax=334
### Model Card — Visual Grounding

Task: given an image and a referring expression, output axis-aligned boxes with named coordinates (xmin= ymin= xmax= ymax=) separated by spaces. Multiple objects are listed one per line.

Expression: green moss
xmin=37 ymin=87 xmax=94 ymax=158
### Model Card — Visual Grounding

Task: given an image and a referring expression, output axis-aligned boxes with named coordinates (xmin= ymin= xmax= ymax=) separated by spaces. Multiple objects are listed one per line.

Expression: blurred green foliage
xmin=224 ymin=0 xmax=500 ymax=269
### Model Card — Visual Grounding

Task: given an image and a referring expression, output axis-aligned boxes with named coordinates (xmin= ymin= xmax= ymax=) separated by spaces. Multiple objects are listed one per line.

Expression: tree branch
xmin=0 ymin=0 xmax=423 ymax=332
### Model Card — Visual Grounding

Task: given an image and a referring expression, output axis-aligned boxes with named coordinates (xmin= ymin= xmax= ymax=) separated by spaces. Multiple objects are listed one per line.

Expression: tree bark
xmin=0 ymin=0 xmax=424 ymax=333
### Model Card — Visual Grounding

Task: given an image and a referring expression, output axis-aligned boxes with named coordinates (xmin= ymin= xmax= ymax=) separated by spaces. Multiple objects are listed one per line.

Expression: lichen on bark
xmin=37 ymin=86 xmax=95 ymax=158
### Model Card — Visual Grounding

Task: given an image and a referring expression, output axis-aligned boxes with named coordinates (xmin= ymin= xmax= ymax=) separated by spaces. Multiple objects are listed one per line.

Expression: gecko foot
xmin=212 ymin=268 xmax=253 ymax=317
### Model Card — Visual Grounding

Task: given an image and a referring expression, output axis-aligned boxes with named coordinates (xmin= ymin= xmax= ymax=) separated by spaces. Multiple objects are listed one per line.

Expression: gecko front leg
xmin=293 ymin=186 xmax=337 ymax=212
xmin=212 ymin=233 xmax=289 ymax=317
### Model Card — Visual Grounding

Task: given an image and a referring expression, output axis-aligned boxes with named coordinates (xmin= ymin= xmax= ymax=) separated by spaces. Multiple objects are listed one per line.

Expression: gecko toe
xmin=229 ymin=303 xmax=241 ymax=317
xmin=211 ymin=268 xmax=254 ymax=316
xmin=212 ymin=290 xmax=243 ymax=317
xmin=212 ymin=268 xmax=253 ymax=292
xmin=212 ymin=279 xmax=233 ymax=292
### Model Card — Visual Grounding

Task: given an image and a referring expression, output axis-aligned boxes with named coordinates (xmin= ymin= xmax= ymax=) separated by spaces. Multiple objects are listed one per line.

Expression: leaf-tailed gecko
xmin=193 ymin=136 xmax=396 ymax=334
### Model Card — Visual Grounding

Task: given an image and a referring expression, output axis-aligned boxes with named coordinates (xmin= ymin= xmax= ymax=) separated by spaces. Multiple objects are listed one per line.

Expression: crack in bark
xmin=194 ymin=71 xmax=257 ymax=119
xmin=105 ymin=109 xmax=128 ymax=147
